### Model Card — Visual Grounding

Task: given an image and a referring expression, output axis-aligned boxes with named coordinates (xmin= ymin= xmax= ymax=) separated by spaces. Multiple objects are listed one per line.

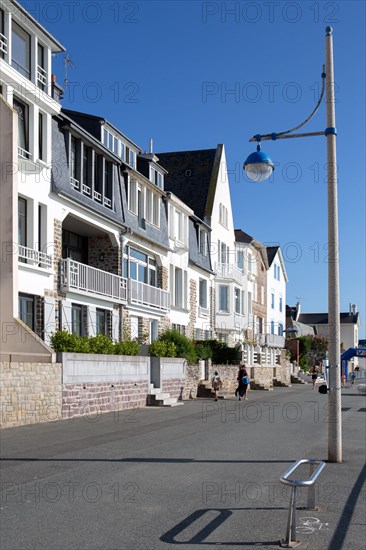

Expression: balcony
xmin=129 ymin=279 xmax=170 ymax=312
xmin=18 ymin=245 xmax=53 ymax=269
xmin=60 ymin=258 xmax=127 ymax=303
xmin=215 ymin=262 xmax=243 ymax=284
xmin=18 ymin=146 xmax=31 ymax=160
xmin=60 ymin=259 xmax=170 ymax=311
xmin=70 ymin=176 xmax=80 ymax=190
xmin=259 ymin=333 xmax=285 ymax=349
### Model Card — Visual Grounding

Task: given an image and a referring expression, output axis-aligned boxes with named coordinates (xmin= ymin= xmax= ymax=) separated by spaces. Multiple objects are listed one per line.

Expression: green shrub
xmin=50 ymin=330 xmax=141 ymax=356
xmin=149 ymin=340 xmax=176 ymax=357
xmin=88 ymin=334 xmax=114 ymax=354
xmin=196 ymin=339 xmax=240 ymax=364
xmin=113 ymin=339 xmax=141 ymax=356
xmin=195 ymin=342 xmax=212 ymax=360
xmin=50 ymin=330 xmax=84 ymax=353
xmin=159 ymin=330 xmax=196 ymax=363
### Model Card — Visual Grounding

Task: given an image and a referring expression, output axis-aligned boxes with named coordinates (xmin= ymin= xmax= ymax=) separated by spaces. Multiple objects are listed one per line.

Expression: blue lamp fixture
xmin=243 ymin=142 xmax=274 ymax=182
xmin=244 ymin=27 xmax=342 ymax=465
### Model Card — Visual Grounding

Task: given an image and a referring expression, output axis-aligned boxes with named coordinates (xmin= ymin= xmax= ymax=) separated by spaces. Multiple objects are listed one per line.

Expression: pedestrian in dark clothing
xmin=237 ymin=365 xmax=250 ymax=400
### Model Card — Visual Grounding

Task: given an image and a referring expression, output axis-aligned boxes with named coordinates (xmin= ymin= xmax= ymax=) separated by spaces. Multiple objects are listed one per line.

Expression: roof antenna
xmin=64 ymin=54 xmax=76 ymax=85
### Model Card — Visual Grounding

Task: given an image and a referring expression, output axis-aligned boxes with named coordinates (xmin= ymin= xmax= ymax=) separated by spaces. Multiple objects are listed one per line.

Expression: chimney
xmin=295 ymin=301 xmax=301 ymax=321
xmin=149 ymin=138 xmax=153 ymax=154
xmin=352 ymin=304 xmax=357 ymax=315
xmin=349 ymin=302 xmax=353 ymax=315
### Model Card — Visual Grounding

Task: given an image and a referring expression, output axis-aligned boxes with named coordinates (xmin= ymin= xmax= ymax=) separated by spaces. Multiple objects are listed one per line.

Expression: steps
xmin=273 ymin=379 xmax=292 ymax=388
xmin=291 ymin=375 xmax=307 ymax=385
xmin=197 ymin=381 xmax=225 ymax=399
xmin=147 ymin=385 xmax=184 ymax=407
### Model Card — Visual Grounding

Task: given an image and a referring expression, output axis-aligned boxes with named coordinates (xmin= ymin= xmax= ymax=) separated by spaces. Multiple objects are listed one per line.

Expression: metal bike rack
xmin=279 ymin=458 xmax=326 ymax=548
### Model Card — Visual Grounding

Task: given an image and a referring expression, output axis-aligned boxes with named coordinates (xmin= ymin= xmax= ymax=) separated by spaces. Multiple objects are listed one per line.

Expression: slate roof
xmin=234 ymin=229 xmax=253 ymax=244
xmin=156 ymin=148 xmax=220 ymax=220
xmin=266 ymin=246 xmax=280 ymax=267
xmin=298 ymin=312 xmax=360 ymax=325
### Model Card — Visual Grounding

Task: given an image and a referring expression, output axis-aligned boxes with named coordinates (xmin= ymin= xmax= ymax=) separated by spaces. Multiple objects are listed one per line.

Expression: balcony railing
xmin=215 ymin=262 xmax=243 ymax=283
xmin=129 ymin=279 xmax=170 ymax=311
xmin=60 ymin=259 xmax=127 ymax=303
xmin=82 ymin=184 xmax=91 ymax=196
xmin=18 ymin=146 xmax=31 ymax=160
xmin=70 ymin=176 xmax=80 ymax=190
xmin=18 ymin=245 xmax=53 ymax=269
xmin=37 ymin=65 xmax=47 ymax=88
xmin=0 ymin=33 xmax=7 ymax=54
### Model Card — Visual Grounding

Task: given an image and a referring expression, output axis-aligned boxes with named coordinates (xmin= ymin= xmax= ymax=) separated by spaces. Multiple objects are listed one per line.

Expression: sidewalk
xmin=0 ymin=384 xmax=365 ymax=549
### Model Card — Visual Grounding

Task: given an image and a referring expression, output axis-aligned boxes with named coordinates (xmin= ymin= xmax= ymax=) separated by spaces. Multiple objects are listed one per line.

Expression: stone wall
xmin=250 ymin=365 xmax=274 ymax=389
xmin=182 ymin=363 xmax=203 ymax=399
xmin=88 ymin=236 xmax=120 ymax=274
xmin=0 ymin=361 xmax=62 ymax=428
xmin=62 ymin=381 xmax=148 ymax=419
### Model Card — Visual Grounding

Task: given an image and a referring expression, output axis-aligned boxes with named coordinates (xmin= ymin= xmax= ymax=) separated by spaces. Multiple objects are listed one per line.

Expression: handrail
xmin=279 ymin=458 xmax=326 ymax=548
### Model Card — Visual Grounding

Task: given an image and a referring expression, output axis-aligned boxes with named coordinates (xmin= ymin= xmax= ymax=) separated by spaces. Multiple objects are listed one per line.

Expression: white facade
xmin=266 ymin=248 xmax=287 ymax=344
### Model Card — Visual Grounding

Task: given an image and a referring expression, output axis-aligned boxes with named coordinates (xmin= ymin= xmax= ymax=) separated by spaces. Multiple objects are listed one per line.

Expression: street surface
xmin=1 ymin=384 xmax=365 ymax=550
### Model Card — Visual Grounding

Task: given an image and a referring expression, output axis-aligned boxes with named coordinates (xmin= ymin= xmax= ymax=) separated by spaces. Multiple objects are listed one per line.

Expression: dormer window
xmin=12 ymin=22 xmax=31 ymax=79
xmin=150 ymin=166 xmax=164 ymax=189
xmin=199 ymin=228 xmax=208 ymax=256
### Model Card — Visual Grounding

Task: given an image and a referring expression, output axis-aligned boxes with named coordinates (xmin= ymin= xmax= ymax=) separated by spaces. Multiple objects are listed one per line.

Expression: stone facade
xmin=62 ymin=381 xmax=148 ymax=419
xmin=88 ymin=236 xmax=120 ymax=274
xmin=158 ymin=266 xmax=168 ymax=291
xmin=0 ymin=362 xmax=62 ymax=428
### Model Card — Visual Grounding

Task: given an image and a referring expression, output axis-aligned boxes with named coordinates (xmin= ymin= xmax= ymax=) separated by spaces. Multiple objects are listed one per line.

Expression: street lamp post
xmin=244 ymin=27 xmax=342 ymax=463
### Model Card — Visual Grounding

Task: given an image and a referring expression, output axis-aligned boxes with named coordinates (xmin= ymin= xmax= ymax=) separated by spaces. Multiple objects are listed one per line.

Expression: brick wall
xmin=62 ymin=381 xmax=148 ymax=419
xmin=0 ymin=362 xmax=62 ymax=428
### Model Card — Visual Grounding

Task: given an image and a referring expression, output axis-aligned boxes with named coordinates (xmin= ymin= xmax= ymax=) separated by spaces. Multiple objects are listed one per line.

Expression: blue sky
xmin=22 ymin=0 xmax=365 ymax=337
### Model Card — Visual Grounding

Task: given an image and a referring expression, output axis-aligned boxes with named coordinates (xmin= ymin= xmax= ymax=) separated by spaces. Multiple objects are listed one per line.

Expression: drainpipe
xmin=119 ymin=227 xmax=129 ymax=341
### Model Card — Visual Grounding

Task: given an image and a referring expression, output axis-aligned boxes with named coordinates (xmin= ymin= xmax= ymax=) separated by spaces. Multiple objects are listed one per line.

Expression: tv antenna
xmin=64 ymin=54 xmax=76 ymax=85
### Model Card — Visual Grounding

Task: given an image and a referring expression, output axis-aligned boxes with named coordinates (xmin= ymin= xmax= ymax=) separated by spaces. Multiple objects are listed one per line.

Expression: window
xmin=199 ymin=229 xmax=207 ymax=256
xmin=171 ymin=207 xmax=187 ymax=244
xmin=128 ymin=178 xmax=137 ymax=213
xmin=38 ymin=112 xmax=44 ymax=160
xmin=124 ymin=247 xmax=157 ymax=287
xmin=83 ymin=145 xmax=90 ymax=188
xmin=13 ymin=99 xmax=29 ymax=158
xmin=62 ymin=230 xmax=88 ymax=264
xmin=129 ymin=149 xmax=136 ymax=168
xmin=270 ymin=321 xmax=275 ymax=335
xmin=219 ymin=203 xmax=228 ymax=227
xmin=37 ymin=43 xmax=46 ymax=90
xmin=219 ymin=285 xmax=229 ymax=312
xmin=113 ymin=137 xmax=119 ymax=155
xmin=70 ymin=136 xmax=77 ymax=182
xmin=72 ymin=304 xmax=82 ymax=336
xmin=279 ymin=297 xmax=283 ymax=312
xmin=271 ymin=293 xmax=275 ymax=309
xmin=12 ymin=22 xmax=31 ymax=79
xmin=96 ymin=309 xmax=108 ymax=335
xmin=120 ymin=142 xmax=125 ymax=161
xmin=104 ymin=161 xmax=112 ymax=206
xmin=248 ymin=253 xmax=253 ymax=273
xmin=145 ymin=189 xmax=159 ymax=226
xmin=278 ymin=323 xmax=284 ymax=336
xmin=237 ymin=250 xmax=244 ymax=270
xmin=221 ymin=242 xmax=229 ymax=264
xmin=234 ymin=287 xmax=241 ymax=314
xmin=19 ymin=294 xmax=34 ymax=330
xmin=150 ymin=167 xmax=164 ymax=189
xmin=18 ymin=197 xmax=27 ymax=246
xmin=170 ymin=265 xmax=187 ymax=309
xmin=0 ymin=9 xmax=6 ymax=59
xmin=199 ymin=279 xmax=207 ymax=308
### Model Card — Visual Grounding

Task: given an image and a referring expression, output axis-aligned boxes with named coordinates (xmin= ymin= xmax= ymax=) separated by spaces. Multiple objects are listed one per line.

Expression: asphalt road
xmin=1 ymin=384 xmax=365 ymax=550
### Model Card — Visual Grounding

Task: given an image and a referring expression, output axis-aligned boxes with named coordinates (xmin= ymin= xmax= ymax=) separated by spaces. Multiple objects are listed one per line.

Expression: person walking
xmin=350 ymin=371 xmax=356 ymax=386
xmin=237 ymin=364 xmax=250 ymax=400
xmin=341 ymin=372 xmax=346 ymax=388
xmin=211 ymin=371 xmax=223 ymax=401
xmin=311 ymin=365 xmax=318 ymax=390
